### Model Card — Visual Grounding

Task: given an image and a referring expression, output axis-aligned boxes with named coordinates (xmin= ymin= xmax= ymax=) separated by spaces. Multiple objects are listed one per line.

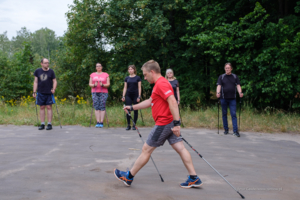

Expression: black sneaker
xmin=126 ymin=125 xmax=131 ymax=131
xmin=233 ymin=132 xmax=240 ymax=137
xmin=46 ymin=124 xmax=52 ymax=130
xmin=224 ymin=130 xmax=229 ymax=135
xmin=132 ymin=125 xmax=136 ymax=130
xmin=38 ymin=124 xmax=45 ymax=130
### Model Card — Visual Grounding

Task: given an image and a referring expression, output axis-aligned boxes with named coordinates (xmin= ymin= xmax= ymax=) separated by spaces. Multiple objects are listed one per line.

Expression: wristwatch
xmin=130 ymin=105 xmax=134 ymax=111
xmin=173 ymin=120 xmax=181 ymax=126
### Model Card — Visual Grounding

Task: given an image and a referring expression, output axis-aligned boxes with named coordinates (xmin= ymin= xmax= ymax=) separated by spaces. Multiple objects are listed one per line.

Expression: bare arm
xmin=176 ymin=86 xmax=180 ymax=104
xmin=122 ymin=82 xmax=127 ymax=102
xmin=216 ymin=85 xmax=221 ymax=98
xmin=89 ymin=77 xmax=97 ymax=88
xmin=138 ymin=81 xmax=141 ymax=97
xmin=33 ymin=77 xmax=38 ymax=98
xmin=137 ymin=81 xmax=142 ymax=102
xmin=237 ymin=85 xmax=243 ymax=97
xmin=101 ymin=77 xmax=110 ymax=88
xmin=167 ymin=95 xmax=180 ymax=136
xmin=123 ymin=98 xmax=152 ymax=112
xmin=167 ymin=95 xmax=180 ymax=121
xmin=122 ymin=82 xmax=127 ymax=97
xmin=51 ymin=78 xmax=57 ymax=94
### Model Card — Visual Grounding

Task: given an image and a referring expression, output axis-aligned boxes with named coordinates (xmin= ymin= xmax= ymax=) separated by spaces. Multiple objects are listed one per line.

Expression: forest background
xmin=1 ymin=0 xmax=300 ymax=111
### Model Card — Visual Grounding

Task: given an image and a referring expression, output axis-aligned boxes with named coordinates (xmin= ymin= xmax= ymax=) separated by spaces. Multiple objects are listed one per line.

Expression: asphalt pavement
xmin=0 ymin=125 xmax=299 ymax=200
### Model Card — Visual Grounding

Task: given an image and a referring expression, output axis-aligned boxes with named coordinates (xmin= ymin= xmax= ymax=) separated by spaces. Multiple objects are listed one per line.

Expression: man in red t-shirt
xmin=114 ymin=60 xmax=203 ymax=188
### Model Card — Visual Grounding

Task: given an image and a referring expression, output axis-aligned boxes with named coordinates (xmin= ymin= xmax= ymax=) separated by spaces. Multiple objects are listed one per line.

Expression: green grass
xmin=0 ymin=103 xmax=299 ymax=133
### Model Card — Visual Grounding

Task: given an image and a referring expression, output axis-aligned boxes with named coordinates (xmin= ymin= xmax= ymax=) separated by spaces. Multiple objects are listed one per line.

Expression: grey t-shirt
xmin=168 ymin=80 xmax=179 ymax=101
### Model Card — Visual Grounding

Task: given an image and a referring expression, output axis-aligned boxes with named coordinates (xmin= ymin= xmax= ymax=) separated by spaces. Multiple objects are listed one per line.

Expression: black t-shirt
xmin=125 ymin=75 xmax=141 ymax=95
xmin=168 ymin=80 xmax=179 ymax=101
xmin=34 ymin=68 xmax=56 ymax=94
xmin=217 ymin=73 xmax=240 ymax=99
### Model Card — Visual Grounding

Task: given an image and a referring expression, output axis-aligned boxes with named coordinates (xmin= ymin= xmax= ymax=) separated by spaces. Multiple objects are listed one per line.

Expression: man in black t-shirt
xmin=33 ymin=58 xmax=57 ymax=130
xmin=216 ymin=63 xmax=243 ymax=137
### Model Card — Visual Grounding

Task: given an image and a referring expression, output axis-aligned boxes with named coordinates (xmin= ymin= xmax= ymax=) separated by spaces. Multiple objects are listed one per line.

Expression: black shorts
xmin=146 ymin=121 xmax=182 ymax=147
xmin=36 ymin=93 xmax=54 ymax=106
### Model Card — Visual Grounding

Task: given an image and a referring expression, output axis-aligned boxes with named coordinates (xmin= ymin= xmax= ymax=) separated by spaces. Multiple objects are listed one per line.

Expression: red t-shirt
xmin=90 ymin=72 xmax=109 ymax=93
xmin=151 ymin=77 xmax=174 ymax=125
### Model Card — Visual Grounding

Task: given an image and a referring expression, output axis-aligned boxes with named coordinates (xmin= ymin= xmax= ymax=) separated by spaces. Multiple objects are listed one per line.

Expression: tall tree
xmin=31 ymin=28 xmax=59 ymax=60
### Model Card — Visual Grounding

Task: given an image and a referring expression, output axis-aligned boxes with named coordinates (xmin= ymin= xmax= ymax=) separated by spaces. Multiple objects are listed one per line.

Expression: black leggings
xmin=125 ymin=94 xmax=138 ymax=125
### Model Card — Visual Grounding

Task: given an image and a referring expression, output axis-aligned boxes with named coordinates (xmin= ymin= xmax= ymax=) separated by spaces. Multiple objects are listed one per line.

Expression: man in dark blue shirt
xmin=33 ymin=58 xmax=57 ymax=130
xmin=216 ymin=63 xmax=243 ymax=137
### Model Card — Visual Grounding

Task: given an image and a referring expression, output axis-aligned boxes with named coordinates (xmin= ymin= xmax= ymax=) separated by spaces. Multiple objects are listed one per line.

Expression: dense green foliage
xmin=1 ymin=0 xmax=300 ymax=110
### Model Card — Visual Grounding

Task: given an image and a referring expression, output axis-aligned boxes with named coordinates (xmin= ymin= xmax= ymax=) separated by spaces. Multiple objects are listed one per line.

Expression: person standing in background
xmin=165 ymin=69 xmax=180 ymax=105
xmin=89 ymin=63 xmax=110 ymax=128
xmin=122 ymin=65 xmax=141 ymax=130
xmin=33 ymin=58 xmax=57 ymax=130
xmin=216 ymin=63 xmax=243 ymax=137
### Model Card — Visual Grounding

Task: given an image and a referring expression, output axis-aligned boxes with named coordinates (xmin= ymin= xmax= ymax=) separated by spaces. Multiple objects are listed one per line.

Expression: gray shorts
xmin=146 ymin=122 xmax=182 ymax=147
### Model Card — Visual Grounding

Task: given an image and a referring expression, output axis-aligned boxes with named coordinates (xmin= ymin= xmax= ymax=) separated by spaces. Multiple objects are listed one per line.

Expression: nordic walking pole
xmin=35 ymin=93 xmax=39 ymax=125
xmin=124 ymin=105 xmax=164 ymax=182
xmin=124 ymin=106 xmax=127 ymax=126
xmin=178 ymin=106 xmax=185 ymax=127
xmin=105 ymin=108 xmax=109 ymax=128
xmin=218 ymin=98 xmax=220 ymax=134
xmin=100 ymin=81 xmax=109 ymax=128
xmin=239 ymin=98 xmax=242 ymax=129
xmin=180 ymin=136 xmax=245 ymax=199
xmin=140 ymin=109 xmax=145 ymax=125
xmin=89 ymin=95 xmax=94 ymax=128
xmin=52 ymin=94 xmax=62 ymax=129
xmin=90 ymin=81 xmax=97 ymax=127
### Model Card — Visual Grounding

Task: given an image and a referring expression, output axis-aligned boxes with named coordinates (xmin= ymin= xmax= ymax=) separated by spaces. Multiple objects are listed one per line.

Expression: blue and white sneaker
xmin=180 ymin=175 xmax=203 ymax=188
xmin=95 ymin=123 xmax=100 ymax=128
xmin=99 ymin=123 xmax=104 ymax=128
xmin=114 ymin=168 xmax=133 ymax=186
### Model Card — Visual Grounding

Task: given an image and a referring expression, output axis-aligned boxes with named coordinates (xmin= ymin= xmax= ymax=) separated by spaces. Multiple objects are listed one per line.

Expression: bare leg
xmin=40 ymin=106 xmax=45 ymax=122
xmin=95 ymin=110 xmax=101 ymax=122
xmin=100 ymin=110 xmax=106 ymax=123
xmin=171 ymin=141 xmax=197 ymax=175
xmin=130 ymin=143 xmax=156 ymax=176
xmin=46 ymin=105 xmax=53 ymax=123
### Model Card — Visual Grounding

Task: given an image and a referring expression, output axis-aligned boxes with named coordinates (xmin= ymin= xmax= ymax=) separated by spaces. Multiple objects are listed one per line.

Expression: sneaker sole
xmin=113 ymin=168 xmax=131 ymax=187
xmin=180 ymin=182 xmax=203 ymax=189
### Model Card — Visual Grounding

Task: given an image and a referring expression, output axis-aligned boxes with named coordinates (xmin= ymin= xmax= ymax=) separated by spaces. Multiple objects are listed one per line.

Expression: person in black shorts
xmin=122 ymin=65 xmax=141 ymax=130
xmin=165 ymin=69 xmax=180 ymax=105
xmin=33 ymin=58 xmax=57 ymax=130
xmin=216 ymin=63 xmax=243 ymax=137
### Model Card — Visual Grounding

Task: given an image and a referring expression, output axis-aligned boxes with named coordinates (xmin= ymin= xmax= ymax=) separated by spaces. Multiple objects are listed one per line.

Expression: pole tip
xmin=160 ymin=176 xmax=164 ymax=182
xmin=237 ymin=191 xmax=245 ymax=199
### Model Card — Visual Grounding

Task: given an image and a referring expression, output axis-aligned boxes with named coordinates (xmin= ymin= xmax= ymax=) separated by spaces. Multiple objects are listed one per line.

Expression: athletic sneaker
xmin=95 ymin=123 xmax=101 ymax=128
xmin=99 ymin=123 xmax=104 ymax=128
xmin=224 ymin=130 xmax=229 ymax=135
xmin=233 ymin=132 xmax=240 ymax=137
xmin=46 ymin=124 xmax=52 ymax=130
xmin=38 ymin=124 xmax=45 ymax=130
xmin=132 ymin=125 xmax=136 ymax=130
xmin=114 ymin=169 xmax=133 ymax=186
xmin=180 ymin=175 xmax=203 ymax=188
xmin=126 ymin=125 xmax=131 ymax=131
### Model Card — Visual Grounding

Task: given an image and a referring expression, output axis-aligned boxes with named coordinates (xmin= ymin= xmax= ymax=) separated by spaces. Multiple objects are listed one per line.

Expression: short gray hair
xmin=141 ymin=60 xmax=160 ymax=73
